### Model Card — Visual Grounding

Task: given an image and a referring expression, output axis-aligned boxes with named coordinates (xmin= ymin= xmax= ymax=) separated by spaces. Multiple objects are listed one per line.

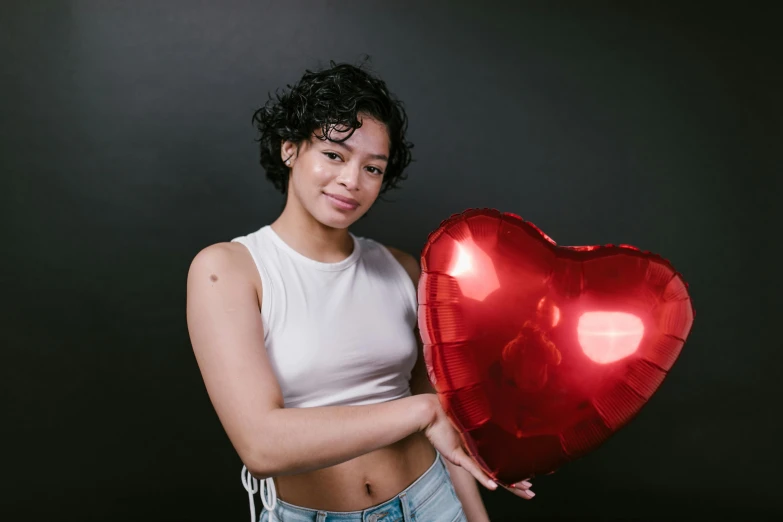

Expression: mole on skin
xmin=210 ymin=274 xmax=218 ymax=282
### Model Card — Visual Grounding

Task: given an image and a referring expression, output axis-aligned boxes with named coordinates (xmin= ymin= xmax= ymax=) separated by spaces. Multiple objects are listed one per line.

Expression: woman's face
xmin=282 ymin=114 xmax=390 ymax=230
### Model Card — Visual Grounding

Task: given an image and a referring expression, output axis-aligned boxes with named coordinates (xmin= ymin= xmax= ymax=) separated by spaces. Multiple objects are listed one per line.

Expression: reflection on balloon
xmin=447 ymin=236 xmax=499 ymax=302
xmin=537 ymin=296 xmax=561 ymax=327
xmin=577 ymin=312 xmax=644 ymax=364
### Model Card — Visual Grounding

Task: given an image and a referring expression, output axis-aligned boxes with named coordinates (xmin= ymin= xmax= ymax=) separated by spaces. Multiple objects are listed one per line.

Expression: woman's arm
xmin=187 ymin=243 xmax=497 ymax=489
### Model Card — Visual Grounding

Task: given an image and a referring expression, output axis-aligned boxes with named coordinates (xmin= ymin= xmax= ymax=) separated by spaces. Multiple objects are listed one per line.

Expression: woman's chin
xmin=313 ymin=205 xmax=365 ymax=229
xmin=314 ymin=211 xmax=359 ymax=230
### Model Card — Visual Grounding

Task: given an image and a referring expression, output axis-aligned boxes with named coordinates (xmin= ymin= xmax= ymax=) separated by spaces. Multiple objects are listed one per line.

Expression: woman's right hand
xmin=420 ymin=394 xmax=499 ymax=491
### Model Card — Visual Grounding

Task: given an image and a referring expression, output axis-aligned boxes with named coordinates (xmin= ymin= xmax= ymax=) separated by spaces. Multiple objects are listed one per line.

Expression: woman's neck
xmin=270 ymin=198 xmax=355 ymax=264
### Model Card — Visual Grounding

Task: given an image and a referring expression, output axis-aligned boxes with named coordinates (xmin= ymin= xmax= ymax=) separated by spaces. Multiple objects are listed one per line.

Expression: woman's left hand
xmin=501 ymin=479 xmax=535 ymax=499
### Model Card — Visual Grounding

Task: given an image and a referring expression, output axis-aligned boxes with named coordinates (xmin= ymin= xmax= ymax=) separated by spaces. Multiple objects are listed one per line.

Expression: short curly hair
xmin=252 ymin=59 xmax=414 ymax=195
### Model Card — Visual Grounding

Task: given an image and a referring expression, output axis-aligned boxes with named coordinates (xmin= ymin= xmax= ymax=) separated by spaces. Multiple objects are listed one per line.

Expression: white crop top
xmin=231 ymin=225 xmax=420 ymax=522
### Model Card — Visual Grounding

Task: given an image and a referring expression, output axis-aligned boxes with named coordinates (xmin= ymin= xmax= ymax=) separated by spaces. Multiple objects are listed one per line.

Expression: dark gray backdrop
xmin=2 ymin=1 xmax=780 ymax=521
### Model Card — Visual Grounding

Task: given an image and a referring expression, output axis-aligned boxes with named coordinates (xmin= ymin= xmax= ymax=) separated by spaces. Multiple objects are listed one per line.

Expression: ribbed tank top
xmin=231 ymin=225 xmax=419 ymax=408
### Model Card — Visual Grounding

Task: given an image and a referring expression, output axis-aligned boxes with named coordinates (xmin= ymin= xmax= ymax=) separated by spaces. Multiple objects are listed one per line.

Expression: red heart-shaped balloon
xmin=418 ymin=209 xmax=694 ymax=486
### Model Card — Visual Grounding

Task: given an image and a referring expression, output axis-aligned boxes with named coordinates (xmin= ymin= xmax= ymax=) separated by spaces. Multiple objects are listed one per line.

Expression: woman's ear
xmin=281 ymin=140 xmax=299 ymax=167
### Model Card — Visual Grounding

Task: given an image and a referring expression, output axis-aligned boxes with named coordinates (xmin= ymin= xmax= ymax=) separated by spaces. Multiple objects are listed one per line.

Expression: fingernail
xmin=518 ymin=481 xmax=532 ymax=488
xmin=527 ymin=491 xmax=536 ymax=498
xmin=487 ymin=480 xmax=497 ymax=489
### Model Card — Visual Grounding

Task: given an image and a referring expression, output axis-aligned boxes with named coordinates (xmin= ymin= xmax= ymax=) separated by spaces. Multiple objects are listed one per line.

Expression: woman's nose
xmin=336 ymin=164 xmax=361 ymax=189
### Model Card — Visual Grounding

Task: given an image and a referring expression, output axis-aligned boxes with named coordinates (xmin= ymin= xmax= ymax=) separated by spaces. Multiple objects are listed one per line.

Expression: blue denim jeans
xmin=259 ymin=451 xmax=466 ymax=522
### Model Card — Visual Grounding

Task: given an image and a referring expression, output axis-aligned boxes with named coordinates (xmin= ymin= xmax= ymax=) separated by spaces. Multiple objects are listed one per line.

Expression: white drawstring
xmin=241 ymin=465 xmax=278 ymax=522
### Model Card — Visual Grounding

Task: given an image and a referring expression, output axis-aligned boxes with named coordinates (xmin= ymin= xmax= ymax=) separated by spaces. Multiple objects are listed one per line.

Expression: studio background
xmin=2 ymin=1 xmax=779 ymax=520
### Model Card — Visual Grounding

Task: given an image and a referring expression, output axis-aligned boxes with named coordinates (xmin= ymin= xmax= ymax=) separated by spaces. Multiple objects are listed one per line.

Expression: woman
xmin=186 ymin=60 xmax=535 ymax=522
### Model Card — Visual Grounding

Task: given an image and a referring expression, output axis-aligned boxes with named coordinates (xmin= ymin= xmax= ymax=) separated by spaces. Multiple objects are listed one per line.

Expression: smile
xmin=324 ymin=193 xmax=359 ymax=210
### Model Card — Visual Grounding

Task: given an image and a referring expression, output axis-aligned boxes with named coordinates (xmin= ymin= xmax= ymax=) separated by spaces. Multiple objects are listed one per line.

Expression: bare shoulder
xmin=187 ymin=241 xmax=261 ymax=291
xmin=385 ymin=245 xmax=421 ymax=285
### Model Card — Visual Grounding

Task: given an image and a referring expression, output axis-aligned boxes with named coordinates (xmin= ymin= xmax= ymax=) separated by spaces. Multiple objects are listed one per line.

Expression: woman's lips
xmin=324 ymin=193 xmax=359 ymax=210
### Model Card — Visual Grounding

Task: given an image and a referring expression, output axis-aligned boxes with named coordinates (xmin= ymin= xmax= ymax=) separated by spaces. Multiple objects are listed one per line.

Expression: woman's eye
xmin=366 ymin=167 xmax=383 ymax=175
xmin=324 ymin=152 xmax=341 ymax=161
